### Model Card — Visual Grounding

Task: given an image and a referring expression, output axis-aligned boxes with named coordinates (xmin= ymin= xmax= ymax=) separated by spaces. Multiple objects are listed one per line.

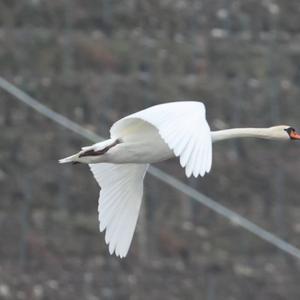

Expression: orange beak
xmin=290 ymin=131 xmax=300 ymax=140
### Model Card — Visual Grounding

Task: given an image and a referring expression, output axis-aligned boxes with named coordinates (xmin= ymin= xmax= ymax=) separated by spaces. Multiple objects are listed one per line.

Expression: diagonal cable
xmin=1 ymin=77 xmax=300 ymax=260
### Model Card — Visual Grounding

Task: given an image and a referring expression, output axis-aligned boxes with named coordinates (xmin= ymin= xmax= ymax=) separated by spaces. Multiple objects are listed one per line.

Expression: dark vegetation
xmin=0 ymin=0 xmax=300 ymax=299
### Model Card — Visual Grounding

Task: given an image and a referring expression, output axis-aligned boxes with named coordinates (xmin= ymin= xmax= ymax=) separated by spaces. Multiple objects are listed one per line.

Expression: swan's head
xmin=284 ymin=126 xmax=300 ymax=140
xmin=269 ymin=125 xmax=300 ymax=141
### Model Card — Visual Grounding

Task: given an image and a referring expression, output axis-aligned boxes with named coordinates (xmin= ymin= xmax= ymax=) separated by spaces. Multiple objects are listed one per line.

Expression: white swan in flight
xmin=59 ymin=101 xmax=300 ymax=258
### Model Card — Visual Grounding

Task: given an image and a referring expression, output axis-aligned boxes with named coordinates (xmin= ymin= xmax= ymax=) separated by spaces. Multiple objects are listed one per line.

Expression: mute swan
xmin=59 ymin=101 xmax=300 ymax=258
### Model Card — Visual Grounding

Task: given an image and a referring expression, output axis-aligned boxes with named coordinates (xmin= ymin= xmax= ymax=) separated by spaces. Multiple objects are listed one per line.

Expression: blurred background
xmin=1 ymin=0 xmax=300 ymax=299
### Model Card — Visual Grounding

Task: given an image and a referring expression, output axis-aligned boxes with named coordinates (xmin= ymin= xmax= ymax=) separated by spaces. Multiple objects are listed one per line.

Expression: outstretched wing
xmin=111 ymin=101 xmax=212 ymax=177
xmin=89 ymin=163 xmax=149 ymax=258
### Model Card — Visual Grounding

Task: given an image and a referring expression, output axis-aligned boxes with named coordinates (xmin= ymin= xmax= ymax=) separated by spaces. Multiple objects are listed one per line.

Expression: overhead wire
xmin=1 ymin=76 xmax=300 ymax=260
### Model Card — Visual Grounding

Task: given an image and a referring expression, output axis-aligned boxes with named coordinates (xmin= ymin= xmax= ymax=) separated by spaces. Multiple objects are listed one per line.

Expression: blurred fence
xmin=1 ymin=1 xmax=300 ymax=299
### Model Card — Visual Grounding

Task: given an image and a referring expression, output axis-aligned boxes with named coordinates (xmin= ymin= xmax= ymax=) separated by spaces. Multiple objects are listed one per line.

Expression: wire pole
xmin=19 ymin=175 xmax=32 ymax=269
xmin=1 ymin=77 xmax=300 ymax=260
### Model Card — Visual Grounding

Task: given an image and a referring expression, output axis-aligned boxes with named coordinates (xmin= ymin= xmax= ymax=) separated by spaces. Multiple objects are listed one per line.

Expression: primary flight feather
xmin=59 ymin=101 xmax=300 ymax=258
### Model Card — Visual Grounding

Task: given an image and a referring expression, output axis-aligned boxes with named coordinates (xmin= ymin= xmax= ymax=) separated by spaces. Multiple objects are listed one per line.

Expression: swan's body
xmin=59 ymin=101 xmax=300 ymax=258
xmin=75 ymin=122 xmax=174 ymax=165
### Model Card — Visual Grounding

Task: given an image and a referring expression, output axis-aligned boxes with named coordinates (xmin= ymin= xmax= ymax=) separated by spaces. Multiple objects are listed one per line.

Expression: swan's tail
xmin=58 ymin=138 xmax=119 ymax=164
xmin=59 ymin=153 xmax=79 ymax=164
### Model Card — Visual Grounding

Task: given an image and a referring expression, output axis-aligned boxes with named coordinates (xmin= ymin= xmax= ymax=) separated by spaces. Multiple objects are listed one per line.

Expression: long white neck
xmin=211 ymin=127 xmax=275 ymax=142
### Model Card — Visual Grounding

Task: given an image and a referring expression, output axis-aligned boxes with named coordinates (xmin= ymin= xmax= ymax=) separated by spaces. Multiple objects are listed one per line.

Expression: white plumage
xmin=111 ymin=101 xmax=212 ymax=177
xmin=89 ymin=163 xmax=148 ymax=258
xmin=59 ymin=101 xmax=299 ymax=257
